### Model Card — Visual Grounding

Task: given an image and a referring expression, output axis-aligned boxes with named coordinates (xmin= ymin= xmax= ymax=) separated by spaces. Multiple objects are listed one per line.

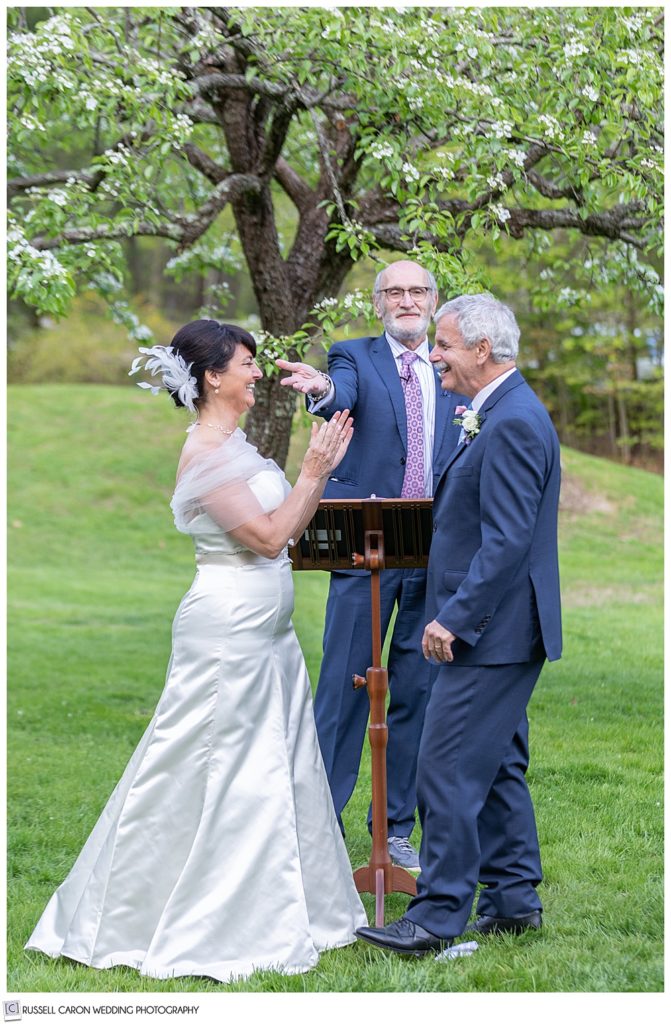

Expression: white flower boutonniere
xmin=453 ymin=405 xmax=482 ymax=444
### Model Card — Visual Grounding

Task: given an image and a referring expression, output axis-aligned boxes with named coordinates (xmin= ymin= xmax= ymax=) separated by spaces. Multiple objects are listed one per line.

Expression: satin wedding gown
xmin=26 ymin=430 xmax=367 ymax=983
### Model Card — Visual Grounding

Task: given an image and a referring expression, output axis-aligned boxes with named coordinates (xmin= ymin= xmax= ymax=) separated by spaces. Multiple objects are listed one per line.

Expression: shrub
xmin=7 ymin=293 xmax=181 ymax=385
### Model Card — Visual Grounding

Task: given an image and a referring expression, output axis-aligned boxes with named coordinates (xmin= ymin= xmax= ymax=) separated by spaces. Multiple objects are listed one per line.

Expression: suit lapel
xmin=370 ymin=334 xmax=408 ymax=451
xmin=434 ymin=369 xmax=527 ymax=491
xmin=431 ymin=366 xmax=453 ymax=458
xmin=438 ymin=431 xmax=470 ymax=479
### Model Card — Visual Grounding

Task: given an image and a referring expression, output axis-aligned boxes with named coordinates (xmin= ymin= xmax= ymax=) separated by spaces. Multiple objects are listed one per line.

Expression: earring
xmin=215 ymin=386 xmax=220 ymax=394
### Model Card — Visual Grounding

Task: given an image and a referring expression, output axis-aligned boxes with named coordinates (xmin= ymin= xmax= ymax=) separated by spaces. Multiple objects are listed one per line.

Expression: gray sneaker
xmin=388 ymin=836 xmax=420 ymax=872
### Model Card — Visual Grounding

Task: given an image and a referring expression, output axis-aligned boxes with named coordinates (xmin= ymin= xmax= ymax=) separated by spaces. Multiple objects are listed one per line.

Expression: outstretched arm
xmin=276 ymin=359 xmax=331 ymax=397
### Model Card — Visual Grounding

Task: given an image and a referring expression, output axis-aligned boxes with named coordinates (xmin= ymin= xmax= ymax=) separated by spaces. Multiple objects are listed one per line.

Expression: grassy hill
xmin=7 ymin=384 xmax=663 ymax=994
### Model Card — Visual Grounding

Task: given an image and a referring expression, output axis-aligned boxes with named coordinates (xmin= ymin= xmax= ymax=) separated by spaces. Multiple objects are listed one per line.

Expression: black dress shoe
xmin=469 ymin=910 xmax=542 ymax=936
xmin=356 ymin=916 xmax=449 ymax=957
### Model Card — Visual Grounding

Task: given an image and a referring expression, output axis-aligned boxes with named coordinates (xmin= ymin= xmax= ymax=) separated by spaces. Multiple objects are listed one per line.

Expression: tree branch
xmin=177 ymin=172 xmax=263 ymax=247
xmin=505 ymin=203 xmax=648 ymax=246
xmin=188 ymin=69 xmax=344 ymax=114
xmin=8 ymin=130 xmax=154 ymax=202
xmin=183 ymin=97 xmax=223 ymax=126
xmin=273 ymin=157 xmax=314 ymax=211
xmin=31 ymin=221 xmax=185 ymax=250
xmin=190 ymin=71 xmax=290 ymax=101
xmin=29 ymin=172 xmax=262 ymax=252
xmin=84 ymin=6 xmax=125 ymax=54
xmin=308 ymin=110 xmax=356 ymax=225
xmin=526 ymin=170 xmax=584 ymax=203
xmin=183 ymin=143 xmax=229 ymax=184
xmin=8 ymin=169 xmax=100 ymax=200
xmin=257 ymin=99 xmax=298 ymax=179
xmin=366 ymin=223 xmax=412 ymax=251
xmin=459 ymin=141 xmax=552 ymax=212
xmin=357 ymin=186 xmax=470 ymax=228
xmin=359 ymin=188 xmax=650 ymax=251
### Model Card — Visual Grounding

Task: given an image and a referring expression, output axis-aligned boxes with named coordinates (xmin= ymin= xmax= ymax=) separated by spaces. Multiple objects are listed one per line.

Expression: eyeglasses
xmin=377 ymin=286 xmax=432 ymax=301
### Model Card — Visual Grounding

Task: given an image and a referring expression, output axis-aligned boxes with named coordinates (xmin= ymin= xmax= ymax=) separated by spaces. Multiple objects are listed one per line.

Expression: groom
xmin=357 ymin=293 xmax=562 ymax=954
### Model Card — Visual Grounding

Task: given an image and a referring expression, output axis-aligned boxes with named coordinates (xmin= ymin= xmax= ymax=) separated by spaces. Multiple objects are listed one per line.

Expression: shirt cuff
xmin=307 ymin=377 xmax=335 ymax=412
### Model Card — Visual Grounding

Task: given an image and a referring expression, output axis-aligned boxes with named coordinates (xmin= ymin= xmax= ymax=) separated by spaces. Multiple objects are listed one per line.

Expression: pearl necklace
xmin=195 ymin=422 xmax=236 ymax=435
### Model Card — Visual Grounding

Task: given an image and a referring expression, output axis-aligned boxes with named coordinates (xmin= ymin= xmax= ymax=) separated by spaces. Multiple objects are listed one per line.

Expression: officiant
xmin=277 ymin=260 xmax=464 ymax=869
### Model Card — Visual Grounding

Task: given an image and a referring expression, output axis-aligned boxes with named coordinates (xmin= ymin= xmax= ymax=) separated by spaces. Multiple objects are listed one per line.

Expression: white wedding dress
xmin=26 ymin=430 xmax=367 ymax=983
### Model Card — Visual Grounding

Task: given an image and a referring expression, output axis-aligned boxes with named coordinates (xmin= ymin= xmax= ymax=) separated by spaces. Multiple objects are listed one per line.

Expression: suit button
xmin=400 ymin=457 xmax=406 ymax=465
xmin=432 ymin=524 xmax=438 ymax=533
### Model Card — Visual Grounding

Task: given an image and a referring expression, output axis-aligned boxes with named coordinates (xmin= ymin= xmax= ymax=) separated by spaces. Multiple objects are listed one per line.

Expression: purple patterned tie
xmin=400 ymin=351 xmax=425 ymax=498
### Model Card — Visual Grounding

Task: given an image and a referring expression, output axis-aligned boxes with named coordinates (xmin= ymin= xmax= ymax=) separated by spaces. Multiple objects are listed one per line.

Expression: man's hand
xmin=422 ymin=620 xmax=456 ymax=663
xmin=276 ymin=359 xmax=329 ymax=396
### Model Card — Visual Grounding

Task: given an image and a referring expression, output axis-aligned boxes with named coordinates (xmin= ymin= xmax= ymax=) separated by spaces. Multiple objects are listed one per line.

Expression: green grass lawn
xmin=7 ymin=384 xmax=663 ymax=994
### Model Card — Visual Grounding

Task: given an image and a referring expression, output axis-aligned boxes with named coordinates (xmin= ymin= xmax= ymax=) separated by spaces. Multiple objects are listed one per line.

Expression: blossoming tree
xmin=7 ymin=6 xmax=663 ymax=463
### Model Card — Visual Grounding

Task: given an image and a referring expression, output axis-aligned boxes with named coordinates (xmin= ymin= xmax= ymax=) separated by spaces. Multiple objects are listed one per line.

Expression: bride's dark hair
xmin=169 ymin=320 xmax=257 ymax=409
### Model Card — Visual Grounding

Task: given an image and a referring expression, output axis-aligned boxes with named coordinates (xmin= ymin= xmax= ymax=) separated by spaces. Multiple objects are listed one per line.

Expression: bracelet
xmin=311 ymin=371 xmax=332 ymax=401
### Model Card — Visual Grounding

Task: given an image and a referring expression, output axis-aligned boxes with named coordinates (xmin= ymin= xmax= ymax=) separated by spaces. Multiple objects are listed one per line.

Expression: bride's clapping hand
xmin=301 ymin=410 xmax=354 ymax=480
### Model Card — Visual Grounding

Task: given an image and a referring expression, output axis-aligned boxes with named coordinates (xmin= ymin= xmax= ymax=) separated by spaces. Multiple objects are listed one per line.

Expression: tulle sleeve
xmin=170 ymin=430 xmax=289 ymax=534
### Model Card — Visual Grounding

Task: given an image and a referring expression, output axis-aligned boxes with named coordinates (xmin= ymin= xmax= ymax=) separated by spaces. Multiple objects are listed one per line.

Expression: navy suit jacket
xmin=427 ymin=369 xmax=562 ymax=665
xmin=315 ymin=334 xmax=463 ymax=500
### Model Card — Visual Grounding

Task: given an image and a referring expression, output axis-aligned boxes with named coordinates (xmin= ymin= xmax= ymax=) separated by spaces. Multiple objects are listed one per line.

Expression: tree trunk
xmin=616 ymin=386 xmax=631 ymax=464
xmin=626 ymin=289 xmax=640 ymax=381
xmin=231 ymin=195 xmax=354 ymax=464
xmin=245 ymin=375 xmax=299 ymax=468
xmin=556 ymin=374 xmax=571 ymax=444
xmin=606 ymin=391 xmax=617 ymax=457
xmin=212 ymin=86 xmax=356 ymax=464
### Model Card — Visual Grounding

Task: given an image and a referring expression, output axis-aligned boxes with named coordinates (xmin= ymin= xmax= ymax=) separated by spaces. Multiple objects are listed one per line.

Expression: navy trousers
xmin=406 ymin=659 xmax=544 ymax=938
xmin=314 ymin=568 xmax=433 ymax=837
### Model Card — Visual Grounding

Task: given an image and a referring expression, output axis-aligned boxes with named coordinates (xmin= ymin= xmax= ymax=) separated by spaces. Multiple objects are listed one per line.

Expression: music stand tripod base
xmin=350 ymin=546 xmax=417 ymax=926
xmin=289 ymin=498 xmax=433 ymax=926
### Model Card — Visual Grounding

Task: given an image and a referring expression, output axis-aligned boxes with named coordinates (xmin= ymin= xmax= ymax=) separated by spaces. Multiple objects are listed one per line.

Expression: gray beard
xmin=382 ymin=313 xmax=430 ymax=345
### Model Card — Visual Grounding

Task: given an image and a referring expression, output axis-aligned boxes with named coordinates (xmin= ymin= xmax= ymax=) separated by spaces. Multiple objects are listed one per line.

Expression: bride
xmin=26 ymin=319 xmax=367 ymax=983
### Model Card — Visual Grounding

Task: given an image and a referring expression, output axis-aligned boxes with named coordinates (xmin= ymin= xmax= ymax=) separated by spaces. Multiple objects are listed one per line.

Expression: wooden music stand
xmin=290 ymin=497 xmax=433 ymax=926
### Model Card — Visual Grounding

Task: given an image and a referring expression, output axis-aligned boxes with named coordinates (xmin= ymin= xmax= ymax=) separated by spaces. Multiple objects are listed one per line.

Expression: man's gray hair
xmin=434 ymin=293 xmax=520 ymax=363
xmin=374 ymin=265 xmax=438 ymax=294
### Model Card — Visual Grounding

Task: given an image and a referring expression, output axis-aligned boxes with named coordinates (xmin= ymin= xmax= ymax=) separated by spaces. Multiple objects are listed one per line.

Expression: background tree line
xmin=7 ymin=6 xmax=663 ymax=469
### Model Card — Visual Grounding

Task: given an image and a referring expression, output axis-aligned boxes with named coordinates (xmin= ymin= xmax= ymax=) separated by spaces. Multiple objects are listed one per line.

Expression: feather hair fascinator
xmin=129 ymin=346 xmax=199 ymax=413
